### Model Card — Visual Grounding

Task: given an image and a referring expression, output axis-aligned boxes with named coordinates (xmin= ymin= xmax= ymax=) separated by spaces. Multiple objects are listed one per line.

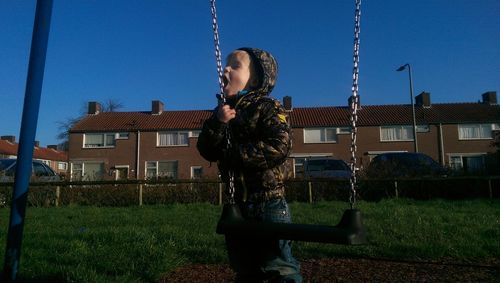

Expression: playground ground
xmin=161 ymin=257 xmax=500 ymax=282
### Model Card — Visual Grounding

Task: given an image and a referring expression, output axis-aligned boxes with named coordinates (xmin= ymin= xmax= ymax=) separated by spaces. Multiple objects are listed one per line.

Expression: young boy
xmin=197 ymin=48 xmax=302 ymax=282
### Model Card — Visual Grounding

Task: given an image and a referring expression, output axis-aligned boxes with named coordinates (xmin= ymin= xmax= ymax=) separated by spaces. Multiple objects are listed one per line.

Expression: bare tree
xmin=56 ymin=99 xmax=123 ymax=150
xmin=102 ymin=99 xmax=124 ymax=112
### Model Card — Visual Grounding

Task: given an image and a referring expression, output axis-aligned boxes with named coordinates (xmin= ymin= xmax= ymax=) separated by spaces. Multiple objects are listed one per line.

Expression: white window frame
xmin=70 ymin=162 xmax=105 ymax=181
xmin=113 ymin=165 xmax=129 ymax=180
xmin=116 ymin=132 xmax=129 ymax=139
xmin=293 ymin=157 xmax=306 ymax=178
xmin=337 ymin=127 xmax=351 ymax=134
xmin=83 ymin=133 xmax=116 ymax=148
xmin=145 ymin=161 xmax=158 ymax=180
xmin=303 ymin=128 xmax=338 ymax=143
xmin=458 ymin=124 xmax=494 ymax=140
xmin=144 ymin=160 xmax=178 ymax=179
xmin=189 ymin=130 xmax=201 ymax=138
xmin=448 ymin=153 xmax=487 ymax=172
xmin=157 ymin=131 xmax=189 ymax=147
xmin=380 ymin=125 xmax=414 ymax=142
xmin=190 ymin=166 xmax=203 ymax=179
xmin=71 ymin=163 xmax=83 ymax=181
xmin=58 ymin=162 xmax=67 ymax=171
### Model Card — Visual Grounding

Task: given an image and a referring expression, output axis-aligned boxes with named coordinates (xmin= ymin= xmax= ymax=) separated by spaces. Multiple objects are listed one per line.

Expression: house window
xmin=293 ymin=157 xmax=306 ymax=178
xmin=304 ymin=128 xmax=337 ymax=143
xmin=449 ymin=156 xmax=463 ymax=171
xmin=449 ymin=154 xmax=486 ymax=173
xmin=146 ymin=162 xmax=157 ymax=179
xmin=71 ymin=162 xmax=105 ymax=181
xmin=190 ymin=130 xmax=201 ymax=138
xmin=71 ymin=163 xmax=83 ymax=181
xmin=116 ymin=132 xmax=129 ymax=139
xmin=191 ymin=166 xmax=203 ymax=179
xmin=145 ymin=161 xmax=178 ymax=179
xmin=380 ymin=125 xmax=414 ymax=141
xmin=58 ymin=162 xmax=67 ymax=170
xmin=158 ymin=132 xmax=189 ymax=146
xmin=84 ymin=133 xmax=116 ymax=148
xmin=84 ymin=162 xmax=105 ymax=180
xmin=337 ymin=127 xmax=351 ymax=134
xmin=458 ymin=124 xmax=494 ymax=140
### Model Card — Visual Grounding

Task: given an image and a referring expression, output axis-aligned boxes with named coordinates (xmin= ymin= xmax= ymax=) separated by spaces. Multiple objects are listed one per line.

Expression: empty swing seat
xmin=216 ymin=204 xmax=367 ymax=245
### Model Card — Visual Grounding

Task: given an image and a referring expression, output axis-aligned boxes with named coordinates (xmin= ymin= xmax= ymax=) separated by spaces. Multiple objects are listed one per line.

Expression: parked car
xmin=304 ymin=157 xmax=352 ymax=179
xmin=363 ymin=152 xmax=448 ymax=179
xmin=0 ymin=158 xmax=60 ymax=183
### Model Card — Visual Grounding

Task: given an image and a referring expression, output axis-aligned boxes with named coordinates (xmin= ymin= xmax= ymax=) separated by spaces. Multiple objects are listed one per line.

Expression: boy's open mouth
xmin=223 ymin=76 xmax=229 ymax=87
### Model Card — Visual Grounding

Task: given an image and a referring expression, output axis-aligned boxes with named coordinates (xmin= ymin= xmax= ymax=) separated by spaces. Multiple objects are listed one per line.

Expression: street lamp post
xmin=397 ymin=63 xmax=418 ymax=152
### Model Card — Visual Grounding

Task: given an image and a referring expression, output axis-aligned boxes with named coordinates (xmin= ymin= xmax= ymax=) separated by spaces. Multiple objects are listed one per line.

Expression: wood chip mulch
xmin=160 ymin=258 xmax=500 ymax=282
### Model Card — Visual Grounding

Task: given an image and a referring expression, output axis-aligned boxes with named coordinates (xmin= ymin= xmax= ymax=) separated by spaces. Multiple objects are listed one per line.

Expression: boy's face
xmin=223 ymin=51 xmax=257 ymax=97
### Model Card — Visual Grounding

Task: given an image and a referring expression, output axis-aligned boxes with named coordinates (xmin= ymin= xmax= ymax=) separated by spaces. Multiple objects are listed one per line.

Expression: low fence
xmin=0 ymin=176 xmax=499 ymax=207
xmin=360 ymin=177 xmax=500 ymax=201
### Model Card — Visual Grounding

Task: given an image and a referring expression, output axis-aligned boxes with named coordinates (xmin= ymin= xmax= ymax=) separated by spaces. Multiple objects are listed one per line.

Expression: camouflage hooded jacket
xmin=197 ymin=48 xmax=291 ymax=202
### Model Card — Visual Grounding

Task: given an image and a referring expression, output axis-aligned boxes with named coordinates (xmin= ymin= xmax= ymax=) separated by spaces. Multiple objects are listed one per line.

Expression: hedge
xmin=0 ymin=176 xmax=498 ymax=207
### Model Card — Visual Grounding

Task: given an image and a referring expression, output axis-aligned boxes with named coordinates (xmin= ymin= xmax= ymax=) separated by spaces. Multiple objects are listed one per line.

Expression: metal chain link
xmin=349 ymin=0 xmax=362 ymax=209
xmin=210 ymin=0 xmax=235 ymax=203
xmin=210 ymin=0 xmax=225 ymax=101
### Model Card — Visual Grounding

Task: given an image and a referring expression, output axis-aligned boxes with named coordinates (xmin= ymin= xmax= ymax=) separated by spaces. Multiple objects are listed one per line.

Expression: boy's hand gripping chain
xmin=210 ymin=0 xmax=236 ymax=203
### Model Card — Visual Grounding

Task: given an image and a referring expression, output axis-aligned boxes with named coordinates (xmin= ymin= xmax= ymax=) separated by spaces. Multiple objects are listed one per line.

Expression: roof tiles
xmin=70 ymin=103 xmax=500 ymax=132
xmin=0 ymin=140 xmax=67 ymax=161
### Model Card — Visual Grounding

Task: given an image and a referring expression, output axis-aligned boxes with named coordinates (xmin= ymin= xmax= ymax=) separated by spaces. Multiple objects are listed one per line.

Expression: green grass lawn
xmin=0 ymin=199 xmax=499 ymax=282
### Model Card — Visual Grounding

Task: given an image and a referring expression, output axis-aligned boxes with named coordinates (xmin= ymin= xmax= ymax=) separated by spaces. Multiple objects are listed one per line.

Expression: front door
xmin=115 ymin=167 xmax=129 ymax=180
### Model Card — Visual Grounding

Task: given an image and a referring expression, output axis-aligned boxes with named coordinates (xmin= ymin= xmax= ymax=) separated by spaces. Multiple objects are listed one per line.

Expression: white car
xmin=0 ymin=158 xmax=61 ymax=183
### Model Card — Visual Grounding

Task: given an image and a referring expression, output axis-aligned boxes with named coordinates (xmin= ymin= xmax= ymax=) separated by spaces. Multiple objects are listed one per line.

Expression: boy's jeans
xmin=225 ymin=198 xmax=303 ymax=283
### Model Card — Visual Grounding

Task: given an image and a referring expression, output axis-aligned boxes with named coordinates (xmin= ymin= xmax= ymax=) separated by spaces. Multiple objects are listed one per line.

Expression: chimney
xmin=88 ymin=101 xmax=101 ymax=115
xmin=416 ymin=91 xmax=431 ymax=107
xmin=1 ymin=136 xmax=15 ymax=143
xmin=348 ymin=95 xmax=361 ymax=109
xmin=47 ymin=145 xmax=58 ymax=150
xmin=283 ymin=96 xmax=292 ymax=111
xmin=34 ymin=141 xmax=40 ymax=147
xmin=482 ymin=91 xmax=497 ymax=105
xmin=152 ymin=100 xmax=164 ymax=115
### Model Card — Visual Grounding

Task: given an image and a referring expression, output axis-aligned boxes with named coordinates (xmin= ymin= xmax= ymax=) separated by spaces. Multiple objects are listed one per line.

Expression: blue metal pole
xmin=2 ymin=0 xmax=53 ymax=281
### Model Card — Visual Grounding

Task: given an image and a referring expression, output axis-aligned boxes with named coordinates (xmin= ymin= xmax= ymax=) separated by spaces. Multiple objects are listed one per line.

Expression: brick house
xmin=0 ymin=136 xmax=68 ymax=176
xmin=68 ymin=92 xmax=499 ymax=181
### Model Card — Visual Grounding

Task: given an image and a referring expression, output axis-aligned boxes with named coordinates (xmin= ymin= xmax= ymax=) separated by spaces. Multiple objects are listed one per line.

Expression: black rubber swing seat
xmin=216 ymin=203 xmax=367 ymax=245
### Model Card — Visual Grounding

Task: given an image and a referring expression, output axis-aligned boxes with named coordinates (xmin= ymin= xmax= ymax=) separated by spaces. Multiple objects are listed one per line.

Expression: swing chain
xmin=210 ymin=0 xmax=225 ymax=101
xmin=210 ymin=0 xmax=235 ymax=203
xmin=349 ymin=0 xmax=361 ymax=209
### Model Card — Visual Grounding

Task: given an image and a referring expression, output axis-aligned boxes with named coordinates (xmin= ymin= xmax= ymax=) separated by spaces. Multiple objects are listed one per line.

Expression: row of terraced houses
xmin=0 ymin=136 xmax=68 ymax=176
xmin=2 ymin=91 xmax=498 ymax=181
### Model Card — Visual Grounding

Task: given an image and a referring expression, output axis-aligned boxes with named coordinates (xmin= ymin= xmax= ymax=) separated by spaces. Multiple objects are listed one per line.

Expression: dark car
xmin=0 ymin=158 xmax=60 ymax=183
xmin=364 ymin=152 xmax=448 ymax=179
xmin=304 ymin=157 xmax=352 ymax=179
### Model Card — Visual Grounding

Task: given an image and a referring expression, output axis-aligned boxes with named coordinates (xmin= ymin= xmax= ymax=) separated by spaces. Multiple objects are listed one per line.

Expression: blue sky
xmin=0 ymin=0 xmax=499 ymax=147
